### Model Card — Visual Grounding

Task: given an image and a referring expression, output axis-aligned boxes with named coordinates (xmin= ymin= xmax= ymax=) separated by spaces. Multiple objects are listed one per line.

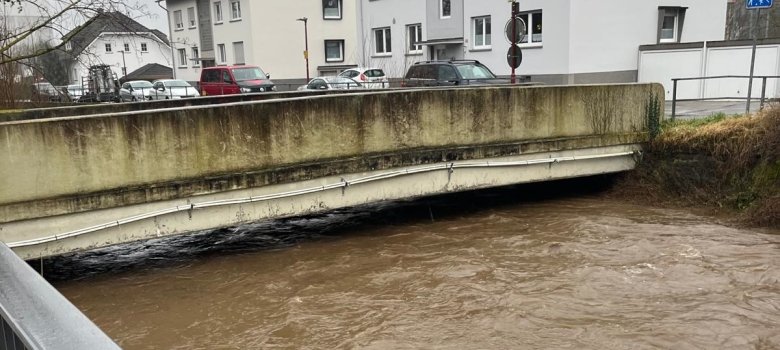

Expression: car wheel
xmin=131 ymin=96 xmax=137 ymax=102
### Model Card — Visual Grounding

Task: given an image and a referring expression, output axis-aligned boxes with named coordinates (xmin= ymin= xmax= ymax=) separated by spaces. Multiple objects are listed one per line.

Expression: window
xmin=214 ymin=1 xmax=223 ymax=23
xmin=178 ymin=48 xmax=187 ymax=67
xmin=218 ymin=44 xmax=226 ymax=63
xmin=472 ymin=16 xmax=491 ymax=49
xmin=105 ymin=43 xmax=112 ymax=53
xmin=324 ymin=40 xmax=344 ymax=62
xmin=660 ymin=8 xmax=678 ymax=43
xmin=518 ymin=11 xmax=542 ymax=45
xmin=440 ymin=0 xmax=451 ymax=18
xmin=174 ymin=10 xmax=183 ymax=29
xmin=187 ymin=7 xmax=196 ymax=28
xmin=373 ymin=27 xmax=391 ymax=55
xmin=230 ymin=0 xmax=241 ymax=20
xmin=141 ymin=43 xmax=148 ymax=52
xmin=192 ymin=47 xmax=200 ymax=67
xmin=123 ymin=43 xmax=130 ymax=52
xmin=233 ymin=41 xmax=245 ymax=64
xmin=407 ymin=24 xmax=422 ymax=54
xmin=323 ymin=0 xmax=342 ymax=19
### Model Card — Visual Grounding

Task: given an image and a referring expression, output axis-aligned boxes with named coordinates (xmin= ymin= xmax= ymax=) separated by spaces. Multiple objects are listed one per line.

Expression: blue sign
xmin=747 ymin=0 xmax=773 ymax=9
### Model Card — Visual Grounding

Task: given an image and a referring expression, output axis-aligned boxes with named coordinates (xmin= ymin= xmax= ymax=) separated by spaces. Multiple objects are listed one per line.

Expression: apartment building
xmin=165 ymin=0 xmax=359 ymax=85
xmin=358 ymin=0 xmax=728 ymax=84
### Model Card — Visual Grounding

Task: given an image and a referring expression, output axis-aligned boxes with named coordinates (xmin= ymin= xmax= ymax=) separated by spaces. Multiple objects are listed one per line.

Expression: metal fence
xmin=671 ymin=75 xmax=780 ymax=120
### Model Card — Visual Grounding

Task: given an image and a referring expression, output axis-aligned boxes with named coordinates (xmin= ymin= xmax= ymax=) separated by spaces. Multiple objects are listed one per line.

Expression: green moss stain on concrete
xmin=0 ymin=84 xmax=661 ymax=220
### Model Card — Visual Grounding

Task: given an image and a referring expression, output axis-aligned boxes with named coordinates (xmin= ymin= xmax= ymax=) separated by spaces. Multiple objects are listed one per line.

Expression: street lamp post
xmin=155 ymin=0 xmax=177 ymax=79
xmin=296 ymin=17 xmax=309 ymax=81
xmin=118 ymin=50 xmax=127 ymax=77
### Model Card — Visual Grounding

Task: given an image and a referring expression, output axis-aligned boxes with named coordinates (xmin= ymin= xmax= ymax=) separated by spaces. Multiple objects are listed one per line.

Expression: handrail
xmin=0 ymin=243 xmax=120 ymax=349
xmin=6 ymin=151 xmax=638 ymax=249
xmin=670 ymin=75 xmax=779 ymax=120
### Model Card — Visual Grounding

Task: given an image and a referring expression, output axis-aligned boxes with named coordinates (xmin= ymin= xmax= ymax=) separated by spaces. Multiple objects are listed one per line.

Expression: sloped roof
xmin=63 ymin=11 xmax=169 ymax=56
xmin=119 ymin=63 xmax=173 ymax=83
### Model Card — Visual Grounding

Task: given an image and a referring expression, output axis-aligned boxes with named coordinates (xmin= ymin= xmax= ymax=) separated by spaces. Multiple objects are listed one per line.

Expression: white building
xmin=1 ymin=1 xmax=57 ymax=52
xmin=359 ymin=0 xmax=728 ymax=84
xmin=165 ymin=0 xmax=359 ymax=86
xmin=62 ymin=11 xmax=172 ymax=85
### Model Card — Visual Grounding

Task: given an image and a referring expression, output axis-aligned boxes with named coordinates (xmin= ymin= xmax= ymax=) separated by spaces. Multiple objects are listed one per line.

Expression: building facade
xmin=358 ymin=0 xmax=728 ymax=84
xmin=62 ymin=12 xmax=172 ymax=85
xmin=166 ymin=0 xmax=359 ymax=86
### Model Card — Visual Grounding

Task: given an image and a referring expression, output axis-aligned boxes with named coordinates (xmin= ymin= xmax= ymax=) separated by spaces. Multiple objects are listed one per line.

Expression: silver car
xmin=297 ymin=77 xmax=363 ymax=91
xmin=149 ymin=79 xmax=200 ymax=100
xmin=119 ymin=80 xmax=154 ymax=102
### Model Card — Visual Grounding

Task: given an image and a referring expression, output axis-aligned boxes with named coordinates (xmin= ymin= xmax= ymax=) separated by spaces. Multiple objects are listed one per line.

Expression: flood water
xmin=48 ymin=179 xmax=780 ymax=349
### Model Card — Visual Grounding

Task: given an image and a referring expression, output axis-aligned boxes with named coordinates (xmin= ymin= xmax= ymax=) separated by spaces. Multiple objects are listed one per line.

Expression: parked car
xmin=338 ymin=68 xmax=388 ymax=88
xmin=31 ymin=81 xmax=62 ymax=102
xmin=65 ymin=84 xmax=87 ymax=102
xmin=402 ymin=60 xmax=507 ymax=87
xmin=296 ymin=77 xmax=363 ymax=91
xmin=149 ymin=79 xmax=200 ymax=100
xmin=119 ymin=80 xmax=154 ymax=102
xmin=199 ymin=65 xmax=276 ymax=96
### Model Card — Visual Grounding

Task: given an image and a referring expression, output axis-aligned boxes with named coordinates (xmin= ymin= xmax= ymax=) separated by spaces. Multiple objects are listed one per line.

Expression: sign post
xmin=745 ymin=0 xmax=773 ymax=114
xmin=505 ymin=0 xmax=524 ymax=83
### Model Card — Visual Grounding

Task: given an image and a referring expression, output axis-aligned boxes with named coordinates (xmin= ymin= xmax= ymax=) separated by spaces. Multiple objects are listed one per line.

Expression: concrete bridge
xmin=0 ymin=84 xmax=663 ymax=260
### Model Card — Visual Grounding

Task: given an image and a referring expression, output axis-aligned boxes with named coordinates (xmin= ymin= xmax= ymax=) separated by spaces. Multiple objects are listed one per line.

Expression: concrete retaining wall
xmin=0 ymin=84 xmax=663 ymax=225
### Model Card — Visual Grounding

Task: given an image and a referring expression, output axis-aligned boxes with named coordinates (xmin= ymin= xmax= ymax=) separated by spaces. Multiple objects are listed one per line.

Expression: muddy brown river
xmin=49 ymin=180 xmax=780 ymax=349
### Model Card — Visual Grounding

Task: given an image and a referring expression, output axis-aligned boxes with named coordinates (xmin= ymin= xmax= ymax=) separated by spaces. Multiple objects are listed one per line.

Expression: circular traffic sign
xmin=506 ymin=45 xmax=523 ymax=69
xmin=504 ymin=17 xmax=526 ymax=44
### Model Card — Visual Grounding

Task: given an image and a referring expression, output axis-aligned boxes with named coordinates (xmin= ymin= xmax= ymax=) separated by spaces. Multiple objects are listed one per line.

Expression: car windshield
xmin=232 ymin=67 xmax=266 ymax=81
xmin=326 ymin=77 xmax=359 ymax=87
xmin=130 ymin=81 xmax=153 ymax=88
xmin=455 ymin=64 xmax=496 ymax=80
xmin=164 ymin=80 xmax=190 ymax=87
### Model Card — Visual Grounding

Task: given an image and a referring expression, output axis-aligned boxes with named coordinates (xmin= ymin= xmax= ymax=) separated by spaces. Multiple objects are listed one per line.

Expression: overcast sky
xmin=135 ymin=1 xmax=170 ymax=33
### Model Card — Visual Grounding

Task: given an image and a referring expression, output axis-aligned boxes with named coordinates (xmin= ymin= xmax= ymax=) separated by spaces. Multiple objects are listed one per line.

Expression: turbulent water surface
xmin=49 ymin=181 xmax=780 ymax=349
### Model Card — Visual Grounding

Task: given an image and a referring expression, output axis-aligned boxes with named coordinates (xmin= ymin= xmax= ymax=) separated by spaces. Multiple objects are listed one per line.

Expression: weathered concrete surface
xmin=0 ymin=84 xmax=663 ymax=257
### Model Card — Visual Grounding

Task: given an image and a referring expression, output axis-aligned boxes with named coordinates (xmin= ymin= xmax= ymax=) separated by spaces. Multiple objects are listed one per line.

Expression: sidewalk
xmin=664 ymin=100 xmax=767 ymax=119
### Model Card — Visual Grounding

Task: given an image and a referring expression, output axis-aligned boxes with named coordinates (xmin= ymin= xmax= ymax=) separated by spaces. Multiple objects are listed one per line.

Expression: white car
xmin=149 ymin=79 xmax=200 ymax=100
xmin=119 ymin=80 xmax=154 ymax=102
xmin=297 ymin=77 xmax=363 ymax=91
xmin=65 ymin=84 xmax=87 ymax=101
xmin=338 ymin=68 xmax=389 ymax=89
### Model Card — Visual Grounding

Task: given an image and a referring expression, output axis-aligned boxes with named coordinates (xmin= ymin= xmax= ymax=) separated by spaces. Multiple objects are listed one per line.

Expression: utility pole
xmin=297 ymin=17 xmax=310 ymax=81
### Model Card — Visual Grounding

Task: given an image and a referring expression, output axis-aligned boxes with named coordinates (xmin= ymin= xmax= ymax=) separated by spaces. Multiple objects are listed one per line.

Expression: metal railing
xmin=0 ymin=243 xmax=119 ymax=349
xmin=670 ymin=75 xmax=780 ymax=120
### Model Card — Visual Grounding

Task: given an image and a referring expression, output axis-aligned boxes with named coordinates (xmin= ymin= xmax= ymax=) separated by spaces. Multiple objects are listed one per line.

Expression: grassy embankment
xmin=614 ymin=107 xmax=780 ymax=227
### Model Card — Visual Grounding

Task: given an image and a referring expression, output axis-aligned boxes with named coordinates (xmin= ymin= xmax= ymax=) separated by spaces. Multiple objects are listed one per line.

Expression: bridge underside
xmin=0 ymin=84 xmax=663 ymax=259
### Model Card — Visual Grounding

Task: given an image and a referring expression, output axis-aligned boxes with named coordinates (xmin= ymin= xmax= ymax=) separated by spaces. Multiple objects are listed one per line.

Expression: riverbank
xmin=612 ymin=107 xmax=780 ymax=228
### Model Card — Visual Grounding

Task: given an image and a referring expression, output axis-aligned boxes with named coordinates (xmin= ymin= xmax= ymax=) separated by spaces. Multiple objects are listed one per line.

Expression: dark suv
xmin=402 ymin=60 xmax=506 ymax=87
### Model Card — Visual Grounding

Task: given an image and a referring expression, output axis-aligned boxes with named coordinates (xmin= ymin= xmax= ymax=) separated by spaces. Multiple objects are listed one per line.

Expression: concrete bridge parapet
xmin=0 ymin=83 xmax=664 ymax=258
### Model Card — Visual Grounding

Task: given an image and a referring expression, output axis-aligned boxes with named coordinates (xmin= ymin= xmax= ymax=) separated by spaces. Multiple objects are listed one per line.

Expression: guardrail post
xmin=760 ymin=76 xmax=768 ymax=111
xmin=671 ymin=79 xmax=678 ymax=122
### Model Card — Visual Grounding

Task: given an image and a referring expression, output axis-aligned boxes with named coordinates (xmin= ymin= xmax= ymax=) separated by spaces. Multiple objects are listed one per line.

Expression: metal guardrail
xmin=0 ymin=243 xmax=119 ymax=350
xmin=671 ymin=75 xmax=780 ymax=120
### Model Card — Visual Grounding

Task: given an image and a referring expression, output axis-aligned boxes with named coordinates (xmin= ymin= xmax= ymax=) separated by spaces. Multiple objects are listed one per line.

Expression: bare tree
xmin=1 ymin=0 xmax=152 ymax=65
xmin=1 ymin=0 xmax=154 ymax=106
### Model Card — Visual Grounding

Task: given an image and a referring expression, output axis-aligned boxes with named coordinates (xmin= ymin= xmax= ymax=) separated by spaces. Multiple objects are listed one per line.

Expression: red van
xmin=199 ymin=65 xmax=276 ymax=96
